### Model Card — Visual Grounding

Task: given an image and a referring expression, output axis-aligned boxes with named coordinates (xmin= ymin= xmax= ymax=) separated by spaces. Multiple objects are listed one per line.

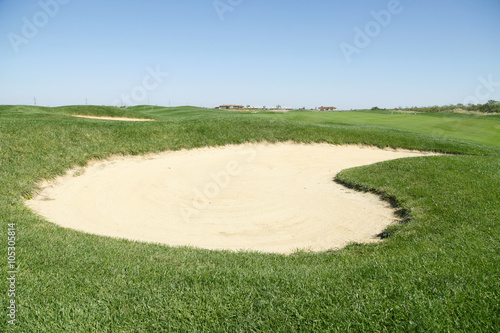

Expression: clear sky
xmin=1 ymin=0 xmax=499 ymax=109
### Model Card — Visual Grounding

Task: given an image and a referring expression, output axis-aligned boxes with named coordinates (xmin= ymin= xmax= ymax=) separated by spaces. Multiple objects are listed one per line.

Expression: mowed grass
xmin=0 ymin=105 xmax=499 ymax=331
xmin=248 ymin=110 xmax=500 ymax=147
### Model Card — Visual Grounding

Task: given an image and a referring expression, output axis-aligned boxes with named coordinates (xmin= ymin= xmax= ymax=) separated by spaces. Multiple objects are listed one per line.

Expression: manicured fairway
xmin=1 ymin=105 xmax=499 ymax=332
xmin=248 ymin=110 xmax=500 ymax=147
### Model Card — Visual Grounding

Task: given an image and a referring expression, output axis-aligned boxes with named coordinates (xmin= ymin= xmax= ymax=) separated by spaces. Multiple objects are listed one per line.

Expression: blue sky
xmin=1 ymin=0 xmax=499 ymax=109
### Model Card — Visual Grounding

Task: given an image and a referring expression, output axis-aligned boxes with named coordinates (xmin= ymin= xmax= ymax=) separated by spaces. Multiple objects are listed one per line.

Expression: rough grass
xmin=0 ymin=105 xmax=499 ymax=332
xmin=0 ymin=105 xmax=154 ymax=120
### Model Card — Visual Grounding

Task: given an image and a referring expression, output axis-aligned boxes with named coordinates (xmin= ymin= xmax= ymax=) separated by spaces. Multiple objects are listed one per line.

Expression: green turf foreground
xmin=1 ymin=105 xmax=499 ymax=332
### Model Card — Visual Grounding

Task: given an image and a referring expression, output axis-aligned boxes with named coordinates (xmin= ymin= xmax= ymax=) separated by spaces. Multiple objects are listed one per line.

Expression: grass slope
xmin=0 ymin=105 xmax=499 ymax=332
xmin=0 ymin=105 xmax=155 ymax=120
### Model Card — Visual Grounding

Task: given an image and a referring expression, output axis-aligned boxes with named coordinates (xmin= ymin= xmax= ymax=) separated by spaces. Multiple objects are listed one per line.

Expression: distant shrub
xmin=478 ymin=100 xmax=500 ymax=113
xmin=396 ymin=101 xmax=500 ymax=114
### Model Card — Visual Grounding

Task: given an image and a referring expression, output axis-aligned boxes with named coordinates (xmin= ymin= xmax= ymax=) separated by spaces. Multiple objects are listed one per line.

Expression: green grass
xmin=1 ymin=105 xmax=499 ymax=331
xmin=0 ymin=105 xmax=155 ymax=120
xmin=248 ymin=110 xmax=500 ymax=147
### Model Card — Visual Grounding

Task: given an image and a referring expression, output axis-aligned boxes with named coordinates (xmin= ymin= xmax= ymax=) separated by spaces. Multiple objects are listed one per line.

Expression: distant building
xmin=216 ymin=104 xmax=244 ymax=110
xmin=319 ymin=106 xmax=337 ymax=111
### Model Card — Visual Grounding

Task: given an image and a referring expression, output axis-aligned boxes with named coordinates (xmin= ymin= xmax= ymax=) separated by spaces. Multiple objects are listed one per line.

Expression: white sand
xmin=73 ymin=115 xmax=154 ymax=121
xmin=26 ymin=143 xmax=434 ymax=254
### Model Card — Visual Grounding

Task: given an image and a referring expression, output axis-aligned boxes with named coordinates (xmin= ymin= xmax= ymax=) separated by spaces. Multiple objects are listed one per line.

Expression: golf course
xmin=1 ymin=105 xmax=499 ymax=331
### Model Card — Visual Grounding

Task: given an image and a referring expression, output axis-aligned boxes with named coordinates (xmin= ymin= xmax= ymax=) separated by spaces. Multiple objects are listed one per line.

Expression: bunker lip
xmin=72 ymin=115 xmax=155 ymax=121
xmin=25 ymin=143 xmax=436 ymax=254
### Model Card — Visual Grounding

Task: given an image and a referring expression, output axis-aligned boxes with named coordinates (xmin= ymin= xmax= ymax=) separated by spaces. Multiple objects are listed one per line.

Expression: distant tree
xmin=371 ymin=106 xmax=380 ymax=110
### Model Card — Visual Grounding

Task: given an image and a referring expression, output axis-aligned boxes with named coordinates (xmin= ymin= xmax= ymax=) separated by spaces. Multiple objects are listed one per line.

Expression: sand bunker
xmin=26 ymin=143 xmax=434 ymax=253
xmin=73 ymin=115 xmax=154 ymax=121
